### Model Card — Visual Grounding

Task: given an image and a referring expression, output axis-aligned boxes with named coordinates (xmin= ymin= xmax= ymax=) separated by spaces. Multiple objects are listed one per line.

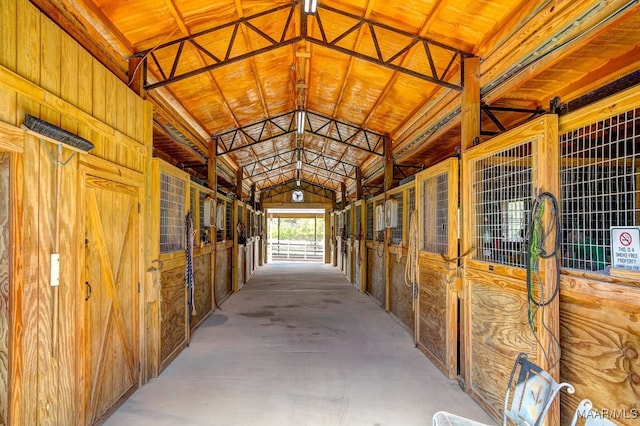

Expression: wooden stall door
xmin=415 ymin=158 xmax=459 ymax=379
xmin=84 ymin=174 xmax=140 ymax=424
xmin=461 ymin=116 xmax=559 ymax=422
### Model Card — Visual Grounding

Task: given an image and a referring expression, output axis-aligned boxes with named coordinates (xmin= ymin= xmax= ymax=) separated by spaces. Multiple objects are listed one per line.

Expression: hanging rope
xmin=185 ymin=212 xmax=197 ymax=321
xmin=525 ymin=191 xmax=561 ymax=369
xmin=405 ymin=210 xmax=419 ymax=346
xmin=405 ymin=210 xmax=419 ymax=289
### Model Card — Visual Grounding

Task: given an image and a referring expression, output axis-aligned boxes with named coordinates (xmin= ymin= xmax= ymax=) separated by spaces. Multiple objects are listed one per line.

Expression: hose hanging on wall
xmin=405 ymin=210 xmax=419 ymax=346
xmin=525 ymin=191 xmax=561 ymax=369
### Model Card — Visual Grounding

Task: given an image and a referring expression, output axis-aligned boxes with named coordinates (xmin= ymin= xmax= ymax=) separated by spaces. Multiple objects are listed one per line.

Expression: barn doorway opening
xmin=267 ymin=209 xmax=326 ymax=262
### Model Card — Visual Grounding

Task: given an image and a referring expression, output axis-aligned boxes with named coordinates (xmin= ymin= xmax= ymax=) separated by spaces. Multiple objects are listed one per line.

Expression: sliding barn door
xmin=83 ymin=173 xmax=140 ymax=423
xmin=415 ymin=158 xmax=459 ymax=379
xmin=461 ymin=116 xmax=559 ymax=421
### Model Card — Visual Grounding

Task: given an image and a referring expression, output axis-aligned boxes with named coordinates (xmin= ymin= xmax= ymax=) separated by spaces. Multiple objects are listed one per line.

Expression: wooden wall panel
xmin=465 ymin=269 xmax=537 ymax=419
xmin=215 ymin=245 xmax=233 ymax=305
xmin=0 ymin=154 xmax=9 ymax=425
xmin=160 ymin=265 xmax=187 ymax=370
xmin=191 ymin=252 xmax=213 ymax=329
xmin=1 ymin=1 xmax=151 ymax=423
xmin=418 ymin=267 xmax=447 ymax=368
xmin=366 ymin=245 xmax=385 ymax=306
xmin=559 ymin=276 xmax=640 ymax=426
xmin=389 ymin=254 xmax=413 ymax=331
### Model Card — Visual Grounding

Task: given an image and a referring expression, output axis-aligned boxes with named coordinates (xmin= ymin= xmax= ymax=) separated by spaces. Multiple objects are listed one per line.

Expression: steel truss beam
xmin=135 ymin=3 xmax=299 ymax=90
xmin=260 ymin=179 xmax=335 ymax=200
xmin=135 ymin=3 xmax=471 ymax=91
xmin=304 ymin=4 xmax=472 ymax=91
xmin=243 ymin=148 xmax=358 ymax=179
xmin=480 ymin=103 xmax=545 ymax=136
xmin=393 ymin=164 xmax=423 ymax=180
xmin=215 ymin=110 xmax=386 ymax=156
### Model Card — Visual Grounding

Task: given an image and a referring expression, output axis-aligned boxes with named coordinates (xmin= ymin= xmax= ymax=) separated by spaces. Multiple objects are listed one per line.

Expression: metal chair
xmin=433 ymin=353 xmax=575 ymax=426
xmin=570 ymin=399 xmax=617 ymax=426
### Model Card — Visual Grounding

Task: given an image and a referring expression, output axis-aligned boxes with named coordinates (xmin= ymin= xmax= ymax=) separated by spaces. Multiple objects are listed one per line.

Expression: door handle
xmin=85 ymin=281 xmax=92 ymax=301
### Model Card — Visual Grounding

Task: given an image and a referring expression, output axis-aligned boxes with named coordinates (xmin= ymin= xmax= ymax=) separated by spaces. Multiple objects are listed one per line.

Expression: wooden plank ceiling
xmin=32 ymin=0 xmax=640 ymax=201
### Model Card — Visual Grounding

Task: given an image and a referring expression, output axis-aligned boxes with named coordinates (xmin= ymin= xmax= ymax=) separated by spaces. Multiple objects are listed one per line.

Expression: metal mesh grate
xmin=472 ymin=142 xmax=532 ymax=267
xmin=366 ymin=201 xmax=374 ymax=240
xmin=355 ymin=206 xmax=362 ymax=238
xmin=346 ymin=209 xmax=352 ymax=237
xmin=217 ymin=198 xmax=224 ymax=242
xmin=422 ymin=172 xmax=449 ymax=254
xmin=225 ymin=201 xmax=233 ymax=240
xmin=390 ymin=192 xmax=404 ymax=245
xmin=375 ymin=200 xmax=385 ymax=241
xmin=160 ymin=172 xmax=185 ymax=253
xmin=408 ymin=188 xmax=416 ymax=215
xmin=560 ymin=107 xmax=640 ymax=271
xmin=199 ymin=191 xmax=208 ymax=244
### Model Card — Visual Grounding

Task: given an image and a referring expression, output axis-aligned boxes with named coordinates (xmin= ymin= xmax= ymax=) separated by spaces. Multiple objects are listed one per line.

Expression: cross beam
xmin=134 ymin=2 xmax=472 ymax=91
xmin=215 ymin=110 xmax=386 ymax=156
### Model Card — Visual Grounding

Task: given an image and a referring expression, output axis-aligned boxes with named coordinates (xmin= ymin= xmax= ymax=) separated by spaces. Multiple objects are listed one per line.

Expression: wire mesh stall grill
xmin=216 ymin=197 xmax=225 ymax=242
xmin=375 ymin=199 xmax=385 ymax=241
xmin=225 ymin=201 xmax=233 ymax=240
xmin=390 ymin=192 xmax=404 ymax=245
xmin=345 ymin=209 xmax=352 ymax=238
xmin=355 ymin=205 xmax=362 ymax=238
xmin=471 ymin=142 xmax=533 ymax=267
xmin=560 ymin=107 xmax=640 ymax=272
xmin=408 ymin=187 xmax=416 ymax=216
xmin=199 ymin=191 xmax=208 ymax=244
xmin=160 ymin=172 xmax=186 ymax=253
xmin=421 ymin=172 xmax=449 ymax=254
xmin=366 ymin=201 xmax=374 ymax=240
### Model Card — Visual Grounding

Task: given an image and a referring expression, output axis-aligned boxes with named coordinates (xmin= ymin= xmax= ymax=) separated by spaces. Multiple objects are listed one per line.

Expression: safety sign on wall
xmin=610 ymin=227 xmax=640 ymax=271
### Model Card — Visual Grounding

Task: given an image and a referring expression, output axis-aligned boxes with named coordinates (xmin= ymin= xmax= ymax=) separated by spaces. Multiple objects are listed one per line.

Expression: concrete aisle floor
xmin=105 ymin=262 xmax=496 ymax=426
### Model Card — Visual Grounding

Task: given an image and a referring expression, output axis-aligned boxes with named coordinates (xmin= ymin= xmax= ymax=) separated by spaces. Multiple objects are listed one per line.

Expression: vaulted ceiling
xmin=33 ymin=0 xmax=640 ymax=202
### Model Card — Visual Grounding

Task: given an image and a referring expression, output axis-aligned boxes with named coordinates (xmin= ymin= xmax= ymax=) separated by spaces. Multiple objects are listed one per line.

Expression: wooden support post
xmin=128 ymin=57 xmax=145 ymax=98
xmin=235 ymin=168 xmax=243 ymax=201
xmin=384 ymin=137 xmax=393 ymax=310
xmin=460 ymin=56 xmax=480 ymax=389
xmin=355 ymin=167 xmax=362 ymax=200
xmin=341 ymin=182 xmax=347 ymax=209
xmin=208 ymin=141 xmax=217 ymax=310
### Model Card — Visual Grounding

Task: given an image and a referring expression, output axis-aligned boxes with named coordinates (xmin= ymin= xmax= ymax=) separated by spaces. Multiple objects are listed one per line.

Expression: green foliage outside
xmin=268 ymin=217 xmax=325 ymax=241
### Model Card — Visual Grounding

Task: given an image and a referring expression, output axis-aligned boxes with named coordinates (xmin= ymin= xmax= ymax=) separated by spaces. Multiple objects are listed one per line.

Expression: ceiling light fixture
xmin=297 ymin=110 xmax=306 ymax=134
xmin=296 ymin=148 xmax=302 ymax=170
xmin=304 ymin=0 xmax=317 ymax=14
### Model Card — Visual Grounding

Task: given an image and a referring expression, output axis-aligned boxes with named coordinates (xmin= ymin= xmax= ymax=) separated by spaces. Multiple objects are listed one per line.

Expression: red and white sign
xmin=611 ymin=227 xmax=640 ymax=271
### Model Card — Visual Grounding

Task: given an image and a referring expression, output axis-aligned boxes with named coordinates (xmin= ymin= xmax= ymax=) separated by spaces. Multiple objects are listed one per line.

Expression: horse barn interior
xmin=1 ymin=0 xmax=640 ymax=424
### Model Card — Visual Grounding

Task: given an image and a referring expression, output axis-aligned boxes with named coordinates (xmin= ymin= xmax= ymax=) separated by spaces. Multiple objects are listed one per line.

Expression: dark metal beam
xmin=136 ymin=2 xmax=472 ymax=91
xmin=304 ymin=4 xmax=473 ymax=91
xmin=260 ymin=178 xmax=335 ymax=200
xmin=215 ymin=110 xmax=386 ymax=156
xmin=135 ymin=3 xmax=300 ymax=90
xmin=480 ymin=103 xmax=545 ymax=136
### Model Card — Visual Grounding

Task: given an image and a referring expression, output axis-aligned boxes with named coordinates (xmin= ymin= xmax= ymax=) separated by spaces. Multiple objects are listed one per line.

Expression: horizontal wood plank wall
xmin=557 ymin=85 xmax=640 ymax=425
xmin=0 ymin=0 xmax=150 ymax=423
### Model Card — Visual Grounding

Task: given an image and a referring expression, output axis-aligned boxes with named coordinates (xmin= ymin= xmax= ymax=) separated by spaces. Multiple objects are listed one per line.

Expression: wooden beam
xmin=355 ymin=167 xmax=362 ymax=200
xmin=235 ymin=167 xmax=243 ymax=200
xmin=128 ymin=57 xmax=145 ymax=98
xmin=384 ymin=137 xmax=393 ymax=192
xmin=461 ymin=57 xmax=480 ymax=152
